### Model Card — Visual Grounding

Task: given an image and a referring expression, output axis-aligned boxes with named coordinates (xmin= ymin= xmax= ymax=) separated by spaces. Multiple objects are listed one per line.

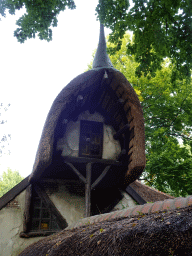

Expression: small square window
xmin=79 ymin=120 xmax=103 ymax=159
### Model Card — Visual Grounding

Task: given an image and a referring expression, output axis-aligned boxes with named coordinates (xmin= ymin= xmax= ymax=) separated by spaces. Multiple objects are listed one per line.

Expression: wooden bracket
xmin=65 ymin=160 xmax=113 ymax=218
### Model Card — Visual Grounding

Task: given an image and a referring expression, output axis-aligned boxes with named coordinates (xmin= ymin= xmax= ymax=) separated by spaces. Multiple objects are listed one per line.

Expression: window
xmin=20 ymin=184 xmax=67 ymax=238
xmin=30 ymin=189 xmax=61 ymax=232
xmin=79 ymin=120 xmax=103 ymax=159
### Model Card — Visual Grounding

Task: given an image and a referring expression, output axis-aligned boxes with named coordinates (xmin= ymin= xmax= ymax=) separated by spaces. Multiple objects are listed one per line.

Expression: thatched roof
xmin=130 ymin=180 xmax=174 ymax=202
xmin=19 ymin=196 xmax=192 ymax=256
xmin=29 ymin=68 xmax=145 ymax=186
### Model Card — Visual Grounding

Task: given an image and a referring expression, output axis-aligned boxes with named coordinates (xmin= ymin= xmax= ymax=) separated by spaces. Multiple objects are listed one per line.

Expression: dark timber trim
xmin=65 ymin=162 xmax=86 ymax=183
xmin=85 ymin=163 xmax=92 ymax=217
xmin=20 ymin=230 xmax=57 ymax=238
xmin=63 ymin=156 xmax=125 ymax=166
xmin=125 ymin=185 xmax=147 ymax=205
xmin=63 ymin=157 xmax=117 ymax=218
xmin=0 ymin=176 xmax=30 ymax=210
xmin=23 ymin=185 xmax=32 ymax=233
xmin=91 ymin=165 xmax=111 ymax=190
xmin=113 ymin=124 xmax=130 ymax=140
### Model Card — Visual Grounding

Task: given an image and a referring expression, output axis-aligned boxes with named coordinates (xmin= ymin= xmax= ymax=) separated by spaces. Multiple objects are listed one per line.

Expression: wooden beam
xmin=91 ymin=165 xmax=111 ymax=190
xmin=125 ymin=185 xmax=147 ymax=205
xmin=65 ymin=162 xmax=86 ymax=183
xmin=129 ymin=126 xmax=135 ymax=141
xmin=85 ymin=163 xmax=92 ymax=218
xmin=0 ymin=176 xmax=30 ymax=210
xmin=63 ymin=156 xmax=125 ymax=166
xmin=23 ymin=185 xmax=32 ymax=233
xmin=20 ymin=230 xmax=56 ymax=238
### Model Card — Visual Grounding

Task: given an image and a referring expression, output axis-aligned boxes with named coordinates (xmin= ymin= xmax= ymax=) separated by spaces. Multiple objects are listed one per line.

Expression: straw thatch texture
xmin=30 ymin=68 xmax=145 ymax=186
xmin=130 ymin=180 xmax=174 ymax=202
xmin=19 ymin=205 xmax=192 ymax=256
xmin=109 ymin=71 xmax=145 ymax=184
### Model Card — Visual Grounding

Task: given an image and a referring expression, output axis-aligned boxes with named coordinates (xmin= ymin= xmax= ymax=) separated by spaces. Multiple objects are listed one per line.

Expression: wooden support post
xmin=85 ymin=162 xmax=92 ymax=218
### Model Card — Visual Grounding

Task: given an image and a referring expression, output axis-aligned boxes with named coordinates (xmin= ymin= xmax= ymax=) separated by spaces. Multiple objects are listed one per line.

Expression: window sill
xmin=20 ymin=230 xmax=59 ymax=238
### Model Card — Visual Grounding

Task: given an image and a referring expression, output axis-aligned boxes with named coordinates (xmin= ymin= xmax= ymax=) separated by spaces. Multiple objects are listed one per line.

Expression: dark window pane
xmin=33 ymin=208 xmax=40 ymax=218
xmin=31 ymin=220 xmax=40 ymax=230
xmin=42 ymin=209 xmax=50 ymax=218
xmin=51 ymin=221 xmax=60 ymax=230
xmin=79 ymin=120 xmax=103 ymax=158
xmin=42 ymin=202 xmax=46 ymax=208
xmin=33 ymin=198 xmax=41 ymax=208
xmin=90 ymin=144 xmax=100 ymax=156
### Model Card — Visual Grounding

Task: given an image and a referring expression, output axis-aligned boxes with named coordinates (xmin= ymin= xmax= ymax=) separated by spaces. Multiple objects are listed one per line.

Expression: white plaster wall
xmin=112 ymin=191 xmax=137 ymax=211
xmin=47 ymin=184 xmax=85 ymax=226
xmin=57 ymin=111 xmax=121 ymax=160
xmin=0 ymin=185 xmax=136 ymax=256
xmin=0 ymin=191 xmax=43 ymax=256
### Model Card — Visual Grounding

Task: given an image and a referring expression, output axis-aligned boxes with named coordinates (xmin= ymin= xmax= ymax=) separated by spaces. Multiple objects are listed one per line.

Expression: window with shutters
xmin=79 ymin=120 xmax=103 ymax=159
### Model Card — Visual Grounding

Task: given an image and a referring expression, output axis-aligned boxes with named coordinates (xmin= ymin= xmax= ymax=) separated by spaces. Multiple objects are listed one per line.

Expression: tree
xmin=0 ymin=0 xmax=76 ymax=42
xmin=1 ymin=0 xmax=192 ymax=81
xmin=88 ymin=33 xmax=192 ymax=197
xmin=97 ymin=0 xmax=192 ymax=81
xmin=0 ymin=103 xmax=11 ymax=157
xmin=0 ymin=168 xmax=23 ymax=197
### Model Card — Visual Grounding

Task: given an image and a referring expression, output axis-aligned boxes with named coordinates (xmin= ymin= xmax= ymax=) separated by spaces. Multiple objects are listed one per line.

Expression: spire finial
xmin=92 ymin=23 xmax=114 ymax=70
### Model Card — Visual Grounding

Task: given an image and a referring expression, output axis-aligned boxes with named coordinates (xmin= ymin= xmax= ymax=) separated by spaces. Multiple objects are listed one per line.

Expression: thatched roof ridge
xmin=29 ymin=68 xmax=145 ymax=185
xmin=67 ymin=195 xmax=191 ymax=230
xmin=19 ymin=197 xmax=192 ymax=256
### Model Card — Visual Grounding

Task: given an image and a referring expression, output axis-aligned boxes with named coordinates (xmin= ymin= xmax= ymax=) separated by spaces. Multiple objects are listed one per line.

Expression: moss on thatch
xmin=20 ymin=205 xmax=192 ymax=256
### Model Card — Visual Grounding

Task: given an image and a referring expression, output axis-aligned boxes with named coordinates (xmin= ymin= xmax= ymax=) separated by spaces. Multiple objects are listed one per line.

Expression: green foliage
xmin=0 ymin=168 xmax=23 ymax=197
xmin=1 ymin=0 xmax=76 ymax=43
xmin=0 ymin=103 xmax=11 ymax=157
xmin=1 ymin=0 xmax=192 ymax=79
xmin=88 ymin=33 xmax=192 ymax=197
xmin=96 ymin=0 xmax=192 ymax=81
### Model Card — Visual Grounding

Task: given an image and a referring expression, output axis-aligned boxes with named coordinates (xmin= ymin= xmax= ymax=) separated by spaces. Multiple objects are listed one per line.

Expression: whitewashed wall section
xmin=57 ymin=111 xmax=121 ymax=160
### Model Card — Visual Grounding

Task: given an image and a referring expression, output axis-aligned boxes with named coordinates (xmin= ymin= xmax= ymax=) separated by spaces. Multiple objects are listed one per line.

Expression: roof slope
xmin=19 ymin=196 xmax=192 ymax=256
xmin=0 ymin=176 xmax=29 ymax=210
xmin=130 ymin=180 xmax=174 ymax=202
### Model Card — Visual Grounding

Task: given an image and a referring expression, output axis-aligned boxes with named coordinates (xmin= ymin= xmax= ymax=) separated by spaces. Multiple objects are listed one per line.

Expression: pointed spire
xmin=92 ymin=23 xmax=114 ymax=70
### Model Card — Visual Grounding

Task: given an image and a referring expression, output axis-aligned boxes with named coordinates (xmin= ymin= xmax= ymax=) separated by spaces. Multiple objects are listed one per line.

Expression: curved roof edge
xmin=29 ymin=68 xmax=145 ymax=185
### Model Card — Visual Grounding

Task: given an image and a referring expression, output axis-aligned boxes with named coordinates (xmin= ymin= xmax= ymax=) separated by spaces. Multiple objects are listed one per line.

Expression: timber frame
xmin=64 ymin=156 xmax=128 ymax=217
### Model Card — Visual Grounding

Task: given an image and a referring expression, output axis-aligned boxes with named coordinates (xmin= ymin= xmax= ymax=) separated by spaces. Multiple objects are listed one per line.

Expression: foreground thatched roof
xmin=20 ymin=197 xmax=192 ymax=256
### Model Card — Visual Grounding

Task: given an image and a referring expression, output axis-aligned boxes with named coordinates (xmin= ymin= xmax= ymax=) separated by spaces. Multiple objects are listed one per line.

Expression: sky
xmin=0 ymin=0 xmax=112 ymax=178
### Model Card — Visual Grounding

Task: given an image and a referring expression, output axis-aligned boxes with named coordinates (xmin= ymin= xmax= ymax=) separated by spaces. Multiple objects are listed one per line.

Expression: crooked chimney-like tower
xmin=30 ymin=22 xmax=146 ymax=218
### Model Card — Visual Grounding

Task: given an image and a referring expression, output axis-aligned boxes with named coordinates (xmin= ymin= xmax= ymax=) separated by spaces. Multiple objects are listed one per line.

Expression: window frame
xmin=79 ymin=120 xmax=103 ymax=159
xmin=20 ymin=183 xmax=67 ymax=238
